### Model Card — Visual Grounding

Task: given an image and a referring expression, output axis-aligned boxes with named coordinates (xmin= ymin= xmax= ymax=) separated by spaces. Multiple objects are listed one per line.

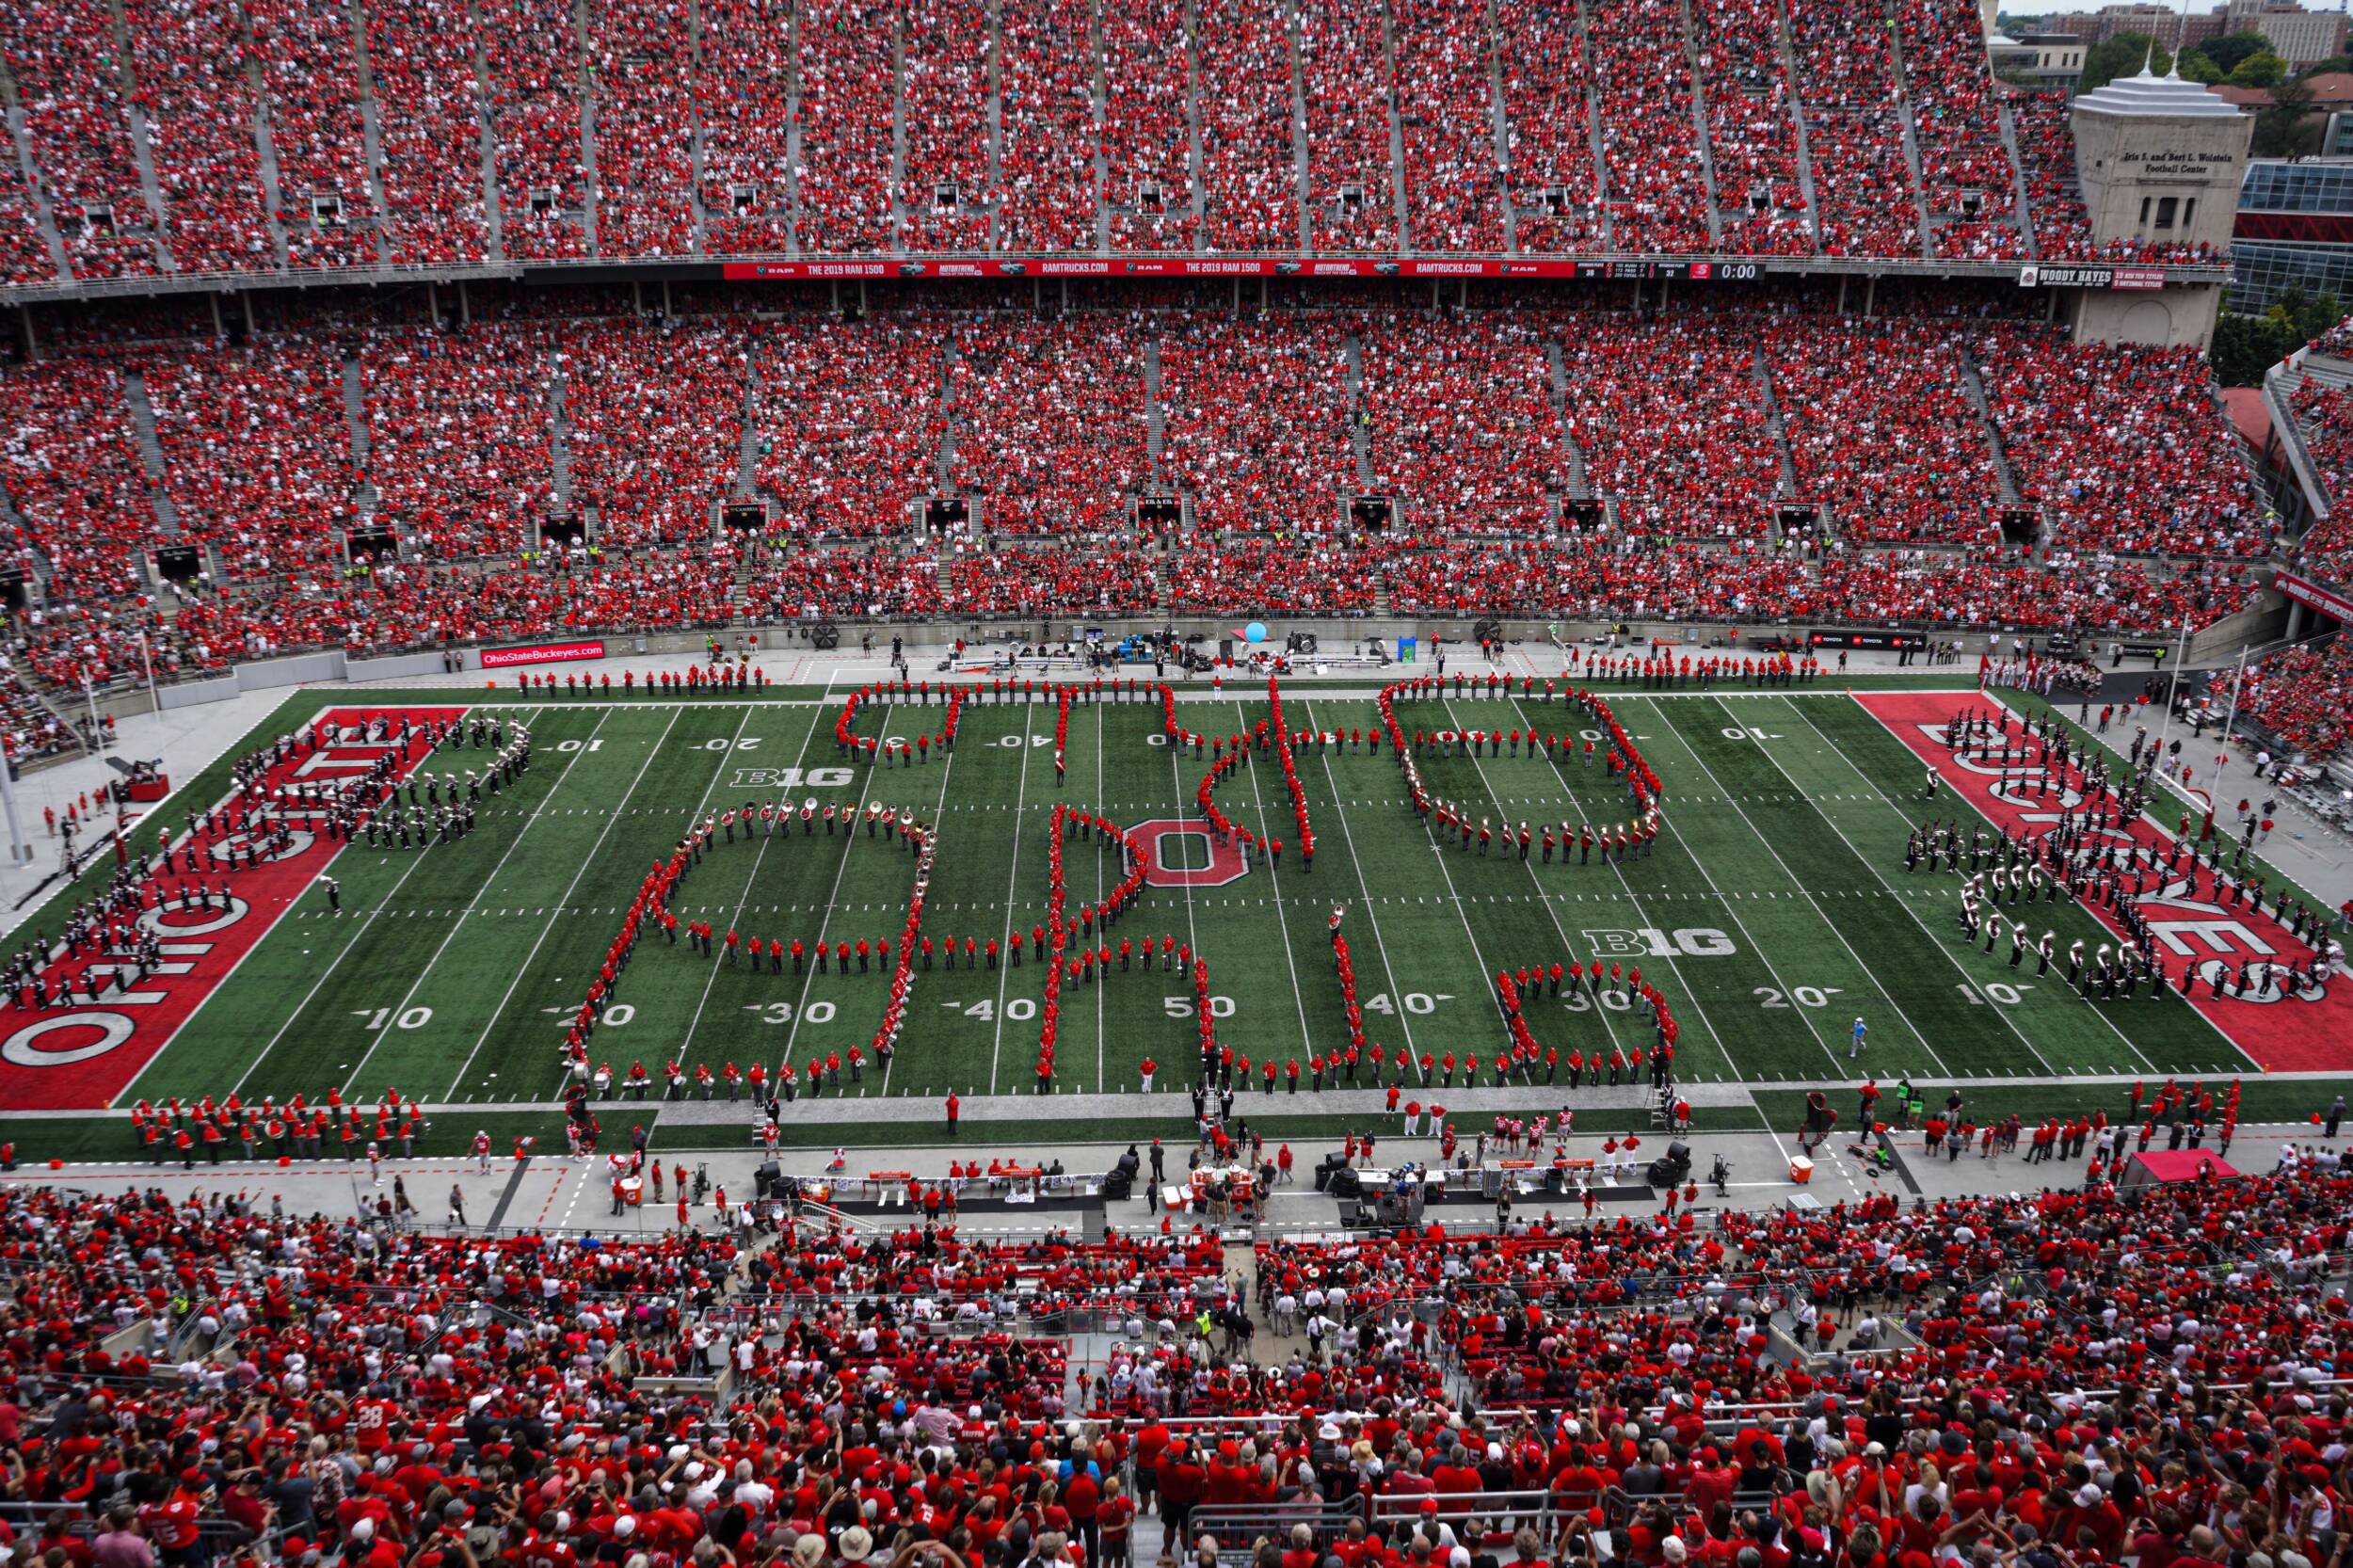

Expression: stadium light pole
xmin=2153 ymin=619 xmax=2191 ymax=770
xmin=0 ymin=751 xmax=32 ymax=867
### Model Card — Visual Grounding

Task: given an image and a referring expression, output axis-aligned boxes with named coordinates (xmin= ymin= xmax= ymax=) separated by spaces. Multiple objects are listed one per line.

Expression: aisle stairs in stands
xmin=1546 ymin=343 xmax=1593 ymax=499
xmin=1954 ymin=346 xmax=2025 ymax=507
xmin=106 ymin=0 xmax=181 ymax=272
xmin=1771 ymin=0 xmax=1824 ymax=248
xmin=241 ymin=42 xmax=296 ymax=269
xmin=1996 ymin=99 xmax=2041 ymax=259
xmin=1343 ymin=335 xmax=1374 ymax=493
xmin=548 ymin=360 xmax=577 ymax=517
xmin=0 ymin=62 xmax=76 ymax=282
xmin=344 ymin=354 xmax=381 ymax=531
xmin=120 ymin=370 xmax=185 ymax=545
xmin=1752 ymin=350 xmax=1803 ymax=502
xmin=1880 ymin=6 xmax=1939 ymax=261
xmin=1677 ymin=0 xmax=1729 ymax=249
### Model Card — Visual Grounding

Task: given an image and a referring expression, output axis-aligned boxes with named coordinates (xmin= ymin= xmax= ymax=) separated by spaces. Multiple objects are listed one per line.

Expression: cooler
xmin=1787 ymin=1155 xmax=1814 ymax=1185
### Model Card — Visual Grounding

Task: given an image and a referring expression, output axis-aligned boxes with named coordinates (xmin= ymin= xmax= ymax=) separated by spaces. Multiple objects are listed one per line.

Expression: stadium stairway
xmin=1996 ymin=99 xmax=2041 ymax=260
xmin=1955 ymin=345 xmax=2026 ymax=507
xmin=1677 ymin=0 xmax=1731 ymax=249
xmin=1880 ymin=11 xmax=1939 ymax=262
xmin=574 ymin=0 xmax=601 ymax=257
xmin=548 ymin=360 xmax=577 ymax=515
xmin=1774 ymin=0 xmax=1825 ymax=248
xmin=343 ymin=353 xmax=379 ymax=529
xmin=355 ymin=42 xmax=397 ymax=269
xmin=1480 ymin=0 xmax=1519 ymax=253
xmin=1086 ymin=0 xmax=1112 ymax=251
xmin=1753 ymin=350 xmax=1802 ymax=502
xmin=1343 ymin=334 xmax=1374 ymax=493
xmin=1379 ymin=0 xmax=1413 ymax=248
xmin=243 ymin=49 xmax=296 ymax=270
xmin=472 ymin=36 xmax=505 ymax=261
xmin=1546 ymin=343 xmax=1594 ymax=500
xmin=1144 ymin=338 xmax=1167 ymax=477
xmin=888 ymin=0 xmax=911 ymax=251
xmin=1285 ymin=0 xmax=1313 ymax=250
xmin=120 ymin=369 xmax=185 ymax=543
xmin=0 ymin=65 xmax=77 ymax=283
xmin=106 ymin=0 xmax=181 ymax=272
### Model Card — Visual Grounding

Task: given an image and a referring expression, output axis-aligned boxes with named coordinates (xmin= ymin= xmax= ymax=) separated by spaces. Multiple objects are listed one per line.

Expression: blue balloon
xmin=1244 ymin=621 xmax=1268 ymax=644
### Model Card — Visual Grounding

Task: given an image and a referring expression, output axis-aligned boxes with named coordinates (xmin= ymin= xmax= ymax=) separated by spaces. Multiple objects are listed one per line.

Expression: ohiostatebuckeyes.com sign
xmin=480 ymin=640 xmax=608 ymax=669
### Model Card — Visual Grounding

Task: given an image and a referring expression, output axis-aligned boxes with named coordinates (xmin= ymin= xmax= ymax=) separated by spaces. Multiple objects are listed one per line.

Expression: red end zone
xmin=1855 ymin=691 xmax=2350 ymax=1072
xmin=0 ymin=707 xmax=464 ymax=1111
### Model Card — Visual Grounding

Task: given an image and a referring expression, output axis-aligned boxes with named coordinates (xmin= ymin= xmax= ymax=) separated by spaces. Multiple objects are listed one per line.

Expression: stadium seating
xmin=2223 ymin=636 xmax=2353 ymax=760
xmin=2284 ymin=378 xmax=2353 ymax=595
xmin=0 ymin=1144 xmax=2346 ymax=1565
xmin=0 ymin=296 xmax=2283 ymax=705
xmin=1392 ymin=0 xmax=1509 ymax=255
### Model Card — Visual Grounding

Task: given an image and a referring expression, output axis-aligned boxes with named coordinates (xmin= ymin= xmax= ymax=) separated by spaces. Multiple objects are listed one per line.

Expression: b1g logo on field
xmin=1582 ymin=927 xmax=1737 ymax=959
xmin=1128 ymin=820 xmax=1250 ymax=888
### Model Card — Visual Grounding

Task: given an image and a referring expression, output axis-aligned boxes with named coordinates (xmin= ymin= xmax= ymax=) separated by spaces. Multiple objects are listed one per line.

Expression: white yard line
xmin=445 ymin=707 xmax=684 ymax=1100
xmin=1228 ymin=697 xmax=1318 ymax=1063
xmin=673 ymin=700 xmax=831 ymax=1069
xmin=976 ymin=705 xmax=1035 ymax=1096
xmin=1658 ymin=697 xmax=1943 ymax=1076
xmin=337 ymin=710 xmax=614 ymax=1096
xmin=1769 ymin=696 xmax=2114 ymax=1078
xmin=1301 ymin=700 xmax=1422 ymax=1064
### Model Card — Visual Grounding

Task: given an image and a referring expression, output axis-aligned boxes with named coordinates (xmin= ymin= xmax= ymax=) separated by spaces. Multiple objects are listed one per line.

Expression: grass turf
xmin=0 ymin=679 xmax=2294 ymax=1149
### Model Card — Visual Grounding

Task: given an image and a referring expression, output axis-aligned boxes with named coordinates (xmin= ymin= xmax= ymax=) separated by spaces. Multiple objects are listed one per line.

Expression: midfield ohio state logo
xmin=1127 ymin=820 xmax=1250 ymax=888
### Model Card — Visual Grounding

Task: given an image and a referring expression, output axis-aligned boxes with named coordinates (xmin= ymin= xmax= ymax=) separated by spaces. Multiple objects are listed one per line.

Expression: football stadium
xmin=0 ymin=3 xmax=2348 ymax=1565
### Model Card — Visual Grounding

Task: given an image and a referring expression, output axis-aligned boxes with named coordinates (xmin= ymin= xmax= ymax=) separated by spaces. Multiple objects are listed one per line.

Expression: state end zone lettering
xmin=0 ymin=707 xmax=464 ymax=1112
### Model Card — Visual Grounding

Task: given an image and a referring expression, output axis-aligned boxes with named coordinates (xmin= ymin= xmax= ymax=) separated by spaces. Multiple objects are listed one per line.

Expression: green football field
xmin=59 ymin=676 xmax=2280 ymax=1130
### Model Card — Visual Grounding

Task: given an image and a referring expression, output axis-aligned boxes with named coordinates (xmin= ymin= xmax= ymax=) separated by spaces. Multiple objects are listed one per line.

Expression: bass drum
xmin=810 ymin=621 xmax=841 ymax=651
xmin=1472 ymin=616 xmax=1504 ymax=644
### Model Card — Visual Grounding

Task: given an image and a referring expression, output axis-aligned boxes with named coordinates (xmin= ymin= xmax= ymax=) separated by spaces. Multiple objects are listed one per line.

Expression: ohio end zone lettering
xmin=0 ymin=707 xmax=464 ymax=1111
xmin=1856 ymin=690 xmax=2353 ymax=1073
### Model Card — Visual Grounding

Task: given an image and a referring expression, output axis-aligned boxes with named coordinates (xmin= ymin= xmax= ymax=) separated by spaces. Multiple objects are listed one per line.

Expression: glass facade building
xmin=2233 ymin=158 xmax=2353 ymax=310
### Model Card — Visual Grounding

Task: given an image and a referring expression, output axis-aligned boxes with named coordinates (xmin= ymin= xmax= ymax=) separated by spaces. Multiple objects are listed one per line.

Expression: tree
xmin=2201 ymin=29 xmax=2272 ymax=73
xmin=2210 ymin=309 xmax=2293 ymax=387
xmin=2298 ymin=55 xmax=2353 ymax=78
xmin=2175 ymin=48 xmax=2224 ymax=82
xmin=2231 ymin=50 xmax=2288 ymax=87
xmin=2253 ymin=72 xmax=2322 ymax=156
xmin=2080 ymin=31 xmax=2169 ymax=89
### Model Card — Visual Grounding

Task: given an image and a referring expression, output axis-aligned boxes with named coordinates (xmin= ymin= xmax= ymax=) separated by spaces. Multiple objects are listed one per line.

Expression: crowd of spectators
xmin=794 ymin=0 xmax=898 ymax=254
xmin=753 ymin=312 xmax=948 ymax=539
xmin=0 ymin=656 xmax=80 ymax=762
xmin=1692 ymin=0 xmax=1813 ymax=258
xmin=1195 ymin=0 xmax=1304 ymax=253
xmin=1101 ymin=0 xmax=1195 ymax=251
xmin=695 ymin=0 xmax=796 ymax=255
xmin=1360 ymin=312 xmax=1563 ymax=533
xmin=943 ymin=544 xmax=1160 ymax=618
xmin=480 ymin=0 xmax=594 ymax=261
xmin=3 ymin=0 xmax=167 ymax=280
xmin=360 ymin=323 xmax=560 ymax=560
xmin=0 ymin=298 xmax=2291 ymax=696
xmin=997 ymin=0 xmax=1099 ymax=254
xmin=1896 ymin=0 xmax=2025 ymax=261
xmin=587 ymin=0 xmax=699 ymax=260
xmin=559 ymin=317 xmax=743 ymax=545
xmin=1494 ymin=0 xmax=1605 ymax=251
xmin=0 ymin=0 xmax=2248 ymax=280
xmin=248 ymin=0 xmax=382 ymax=271
xmin=2283 ymin=377 xmax=2353 ymax=594
xmin=1160 ymin=314 xmax=1355 ymax=533
xmin=900 ymin=0 xmax=996 ymax=253
xmin=0 ymin=354 xmax=163 ymax=600
xmin=1591 ymin=0 xmax=1715 ymax=254
xmin=1562 ymin=315 xmax=1782 ymax=536
xmin=2 ymin=1140 xmax=2352 ymax=1568
xmin=123 ymin=0 xmax=279 ymax=274
xmin=1974 ymin=326 xmax=2270 ymax=559
xmin=949 ymin=318 xmax=1148 ymax=536
xmin=2223 ymin=635 xmax=2353 ymax=760
xmin=1299 ymin=0 xmax=1400 ymax=253
xmin=143 ymin=339 xmax=358 ymax=580
xmin=1766 ymin=318 xmax=2004 ymax=544
xmin=1393 ymin=0 xmax=1509 ymax=255
xmin=1789 ymin=0 xmax=1923 ymax=258
xmin=364 ymin=0 xmax=494 ymax=264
